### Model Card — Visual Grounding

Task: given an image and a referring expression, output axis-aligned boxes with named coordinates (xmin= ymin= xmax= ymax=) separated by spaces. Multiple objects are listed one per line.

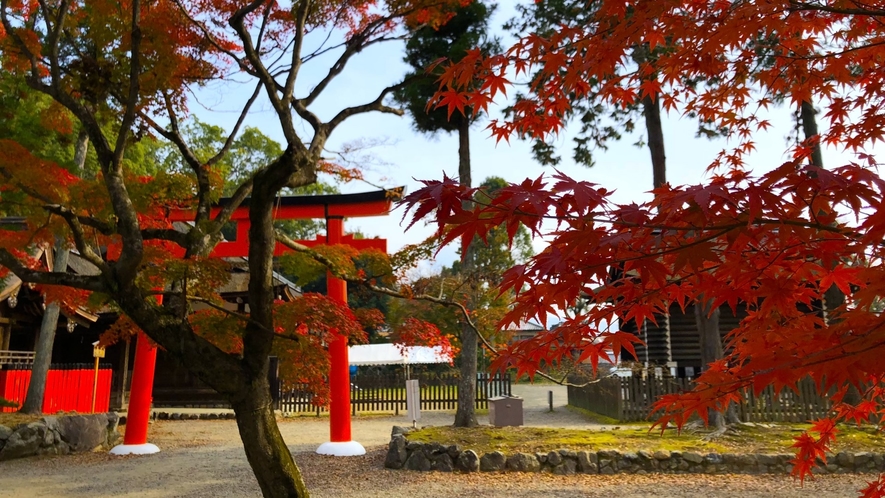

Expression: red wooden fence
xmin=0 ymin=365 xmax=112 ymax=414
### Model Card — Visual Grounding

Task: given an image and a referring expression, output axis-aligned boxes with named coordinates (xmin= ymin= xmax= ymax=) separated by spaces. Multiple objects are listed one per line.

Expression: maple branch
xmin=182 ymin=295 xmax=334 ymax=347
xmin=42 ymin=205 xmax=107 ymax=270
xmin=299 ymin=31 xmax=340 ymax=64
xmin=466 ymin=193 xmax=858 ymax=237
xmin=170 ymin=0 xmax=247 ymax=70
xmin=161 ymin=93 xmax=204 ymax=173
xmin=0 ymin=1 xmax=114 ymax=170
xmin=113 ymin=0 xmax=141 ymax=171
xmin=289 ymin=11 xmax=421 ymax=142
xmin=253 ymin=0 xmax=274 ymax=54
xmin=0 ymin=166 xmax=56 ymax=206
xmin=39 ymin=203 xmax=189 ymax=250
xmin=194 ymin=81 xmax=263 ymax=229
xmin=1 ymin=1 xmax=42 ymax=83
xmin=177 ymin=294 xmax=278 ymax=339
xmin=662 ymin=319 xmax=885 ymax=420
xmin=211 ymin=176 xmax=255 ymax=236
xmin=273 ymin=231 xmax=606 ymax=388
xmin=141 ymin=228 xmax=190 ymax=247
xmin=0 ymin=249 xmax=105 ymax=292
xmin=788 ymin=1 xmax=885 ymax=16
xmin=101 ymin=0 xmax=145 ymax=285
xmin=39 ymin=0 xmax=70 ymax=89
xmin=290 ymin=101 xmax=323 ymax=135
xmin=324 ymin=78 xmax=412 ymax=135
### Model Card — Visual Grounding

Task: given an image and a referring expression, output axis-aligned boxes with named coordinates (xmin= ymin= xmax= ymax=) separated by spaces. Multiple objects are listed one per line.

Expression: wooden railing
xmin=0 ymin=350 xmax=35 ymax=366
xmin=278 ymin=372 xmax=512 ymax=415
xmin=568 ymin=374 xmax=833 ymax=423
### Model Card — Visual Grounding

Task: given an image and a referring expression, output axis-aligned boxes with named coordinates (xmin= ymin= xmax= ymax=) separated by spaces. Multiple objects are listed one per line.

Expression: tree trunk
xmin=694 ymin=300 xmax=736 ymax=427
xmin=20 ymin=241 xmax=69 ymax=414
xmin=233 ymin=378 xmax=310 ymax=498
xmin=642 ymin=93 xmax=667 ymax=189
xmin=454 ymin=115 xmax=478 ymax=428
xmin=20 ymin=131 xmax=88 ymax=415
xmin=800 ymin=100 xmax=824 ymax=169
xmin=800 ymin=101 xmax=858 ymax=404
xmin=73 ymin=129 xmax=90 ymax=176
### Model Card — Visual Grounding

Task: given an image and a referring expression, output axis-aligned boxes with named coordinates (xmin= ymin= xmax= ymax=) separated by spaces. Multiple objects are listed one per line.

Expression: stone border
xmin=153 ymin=412 xmax=237 ymax=421
xmin=384 ymin=426 xmax=885 ymax=475
xmin=0 ymin=413 xmax=120 ymax=461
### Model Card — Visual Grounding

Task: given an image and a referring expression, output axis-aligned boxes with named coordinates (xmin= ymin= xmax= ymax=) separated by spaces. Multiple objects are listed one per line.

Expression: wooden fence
xmin=0 ymin=350 xmax=35 ymax=366
xmin=278 ymin=372 xmax=511 ymax=415
xmin=568 ymin=375 xmax=832 ymax=423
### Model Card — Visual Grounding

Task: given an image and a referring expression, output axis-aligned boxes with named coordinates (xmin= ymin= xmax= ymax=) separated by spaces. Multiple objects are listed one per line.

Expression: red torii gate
xmin=110 ymin=189 xmax=400 ymax=457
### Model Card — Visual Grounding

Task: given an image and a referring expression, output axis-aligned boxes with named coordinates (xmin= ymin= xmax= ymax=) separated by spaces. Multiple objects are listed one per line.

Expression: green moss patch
xmin=564 ymin=405 xmax=628 ymax=426
xmin=408 ymin=423 xmax=883 ymax=455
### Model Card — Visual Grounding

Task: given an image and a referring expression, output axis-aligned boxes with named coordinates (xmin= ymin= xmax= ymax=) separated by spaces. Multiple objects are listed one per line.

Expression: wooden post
xmin=92 ymin=356 xmax=100 ymax=413
xmin=91 ymin=342 xmax=105 ymax=414
xmin=120 ymin=337 xmax=131 ymax=408
xmin=0 ymin=317 xmax=10 ymax=351
xmin=0 ymin=324 xmax=8 ymax=351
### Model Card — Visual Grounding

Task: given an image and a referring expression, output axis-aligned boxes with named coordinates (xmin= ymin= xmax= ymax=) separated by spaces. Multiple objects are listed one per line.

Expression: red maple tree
xmin=0 ymin=1 xmax=470 ymax=497
xmin=413 ymin=1 xmax=885 ymax=495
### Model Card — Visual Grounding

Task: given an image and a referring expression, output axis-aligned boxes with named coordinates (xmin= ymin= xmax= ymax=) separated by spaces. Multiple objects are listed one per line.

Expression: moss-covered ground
xmin=407 ymin=423 xmax=884 ymax=455
xmin=0 ymin=412 xmax=44 ymax=427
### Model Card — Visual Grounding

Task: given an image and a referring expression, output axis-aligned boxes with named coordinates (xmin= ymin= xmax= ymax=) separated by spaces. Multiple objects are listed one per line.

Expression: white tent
xmin=348 ymin=343 xmax=452 ymax=366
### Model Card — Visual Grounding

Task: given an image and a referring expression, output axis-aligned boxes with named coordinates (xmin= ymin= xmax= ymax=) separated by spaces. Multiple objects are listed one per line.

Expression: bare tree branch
xmin=229 ymin=0 xmax=302 ymax=148
xmin=324 ymin=79 xmax=414 ymax=137
xmin=302 ymin=18 xmax=407 ymax=107
xmin=112 ymin=0 xmax=142 ymax=171
xmin=282 ymin=1 xmax=311 ymax=106
xmin=205 ymin=81 xmax=263 ymax=168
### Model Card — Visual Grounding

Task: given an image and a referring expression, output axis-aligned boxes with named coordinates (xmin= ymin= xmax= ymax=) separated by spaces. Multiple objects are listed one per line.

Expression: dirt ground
xmin=0 ymin=385 xmax=873 ymax=497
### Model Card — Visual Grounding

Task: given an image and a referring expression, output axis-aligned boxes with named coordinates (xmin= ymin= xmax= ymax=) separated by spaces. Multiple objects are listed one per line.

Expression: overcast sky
xmin=189 ymin=3 xmax=872 ymax=274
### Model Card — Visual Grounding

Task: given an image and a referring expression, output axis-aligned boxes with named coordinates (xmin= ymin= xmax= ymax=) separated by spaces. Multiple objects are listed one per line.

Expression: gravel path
xmin=0 ymin=385 xmax=872 ymax=497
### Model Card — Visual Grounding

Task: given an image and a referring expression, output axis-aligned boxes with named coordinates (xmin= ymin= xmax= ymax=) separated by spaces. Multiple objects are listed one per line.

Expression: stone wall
xmin=0 ymin=413 xmax=120 ymax=461
xmin=384 ymin=427 xmax=885 ymax=475
xmin=154 ymin=411 xmax=236 ymax=421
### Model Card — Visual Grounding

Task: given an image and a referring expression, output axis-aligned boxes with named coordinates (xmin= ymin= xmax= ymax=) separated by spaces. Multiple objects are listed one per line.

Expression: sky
xmin=188 ymin=2 xmax=870 ymax=275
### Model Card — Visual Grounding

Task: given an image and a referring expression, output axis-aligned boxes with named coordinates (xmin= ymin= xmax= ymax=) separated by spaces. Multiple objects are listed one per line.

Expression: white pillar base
xmin=109 ymin=443 xmax=160 ymax=456
xmin=316 ymin=441 xmax=366 ymax=456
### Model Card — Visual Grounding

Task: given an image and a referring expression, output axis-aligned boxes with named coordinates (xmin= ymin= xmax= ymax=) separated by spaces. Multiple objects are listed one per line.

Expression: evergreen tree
xmin=395 ymin=4 xmax=500 ymax=427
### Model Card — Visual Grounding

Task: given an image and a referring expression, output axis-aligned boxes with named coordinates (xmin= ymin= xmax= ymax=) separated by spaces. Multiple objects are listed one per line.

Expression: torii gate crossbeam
xmin=110 ymin=188 xmax=400 ymax=457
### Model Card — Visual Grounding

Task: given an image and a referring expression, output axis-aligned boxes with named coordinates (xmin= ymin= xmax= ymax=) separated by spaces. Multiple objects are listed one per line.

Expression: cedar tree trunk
xmin=801 ymin=100 xmax=856 ymax=403
xmin=642 ymin=93 xmax=667 ymax=189
xmin=800 ymin=100 xmax=824 ymax=170
xmin=454 ymin=115 xmax=478 ymax=428
xmin=695 ymin=300 xmax=738 ymax=427
xmin=20 ymin=242 xmax=69 ymax=414
xmin=21 ymin=132 xmax=86 ymax=415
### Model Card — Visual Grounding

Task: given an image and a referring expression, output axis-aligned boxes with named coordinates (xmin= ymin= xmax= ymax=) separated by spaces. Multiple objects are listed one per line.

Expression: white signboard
xmin=406 ymin=379 xmax=420 ymax=425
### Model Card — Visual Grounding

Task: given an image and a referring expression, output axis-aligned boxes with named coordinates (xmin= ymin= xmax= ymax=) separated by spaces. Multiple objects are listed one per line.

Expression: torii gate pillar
xmin=316 ymin=216 xmax=364 ymax=456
